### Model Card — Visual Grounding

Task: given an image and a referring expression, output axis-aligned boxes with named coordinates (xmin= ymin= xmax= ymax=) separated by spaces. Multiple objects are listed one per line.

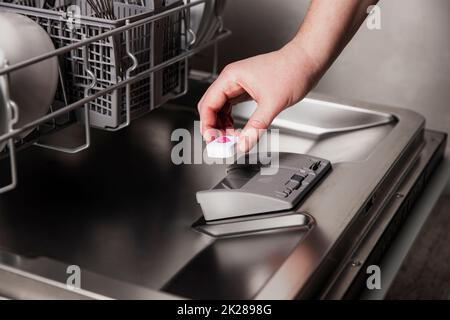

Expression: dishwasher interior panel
xmin=0 ymin=94 xmax=445 ymax=299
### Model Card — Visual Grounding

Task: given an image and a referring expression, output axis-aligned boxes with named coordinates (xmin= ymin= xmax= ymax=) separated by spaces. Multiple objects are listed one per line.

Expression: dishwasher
xmin=0 ymin=0 xmax=448 ymax=300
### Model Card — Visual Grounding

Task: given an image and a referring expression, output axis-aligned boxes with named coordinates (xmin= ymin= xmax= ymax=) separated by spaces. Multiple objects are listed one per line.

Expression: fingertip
xmin=203 ymin=128 xmax=221 ymax=143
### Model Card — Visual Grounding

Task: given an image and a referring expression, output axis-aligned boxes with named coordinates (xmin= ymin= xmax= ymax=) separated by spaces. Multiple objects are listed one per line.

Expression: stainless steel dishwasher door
xmin=0 ymin=94 xmax=431 ymax=299
xmin=0 ymin=103 xmax=310 ymax=297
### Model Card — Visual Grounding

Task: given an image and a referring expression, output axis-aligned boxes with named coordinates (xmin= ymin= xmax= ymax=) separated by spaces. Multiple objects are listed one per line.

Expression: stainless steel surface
xmin=195 ymin=212 xmax=313 ymax=238
xmin=0 ymin=104 xmax=219 ymax=291
xmin=363 ymin=147 xmax=450 ymax=300
xmin=233 ymin=98 xmax=395 ymax=137
xmin=233 ymin=94 xmax=398 ymax=164
xmin=0 ymin=93 xmax=438 ymax=299
xmin=319 ymin=130 xmax=446 ymax=299
xmin=0 ymin=0 xmax=446 ymax=298
xmin=0 ymin=251 xmax=179 ymax=299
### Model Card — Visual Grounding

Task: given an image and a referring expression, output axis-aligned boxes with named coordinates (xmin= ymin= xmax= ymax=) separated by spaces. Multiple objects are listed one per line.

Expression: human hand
xmin=197 ymin=43 xmax=320 ymax=153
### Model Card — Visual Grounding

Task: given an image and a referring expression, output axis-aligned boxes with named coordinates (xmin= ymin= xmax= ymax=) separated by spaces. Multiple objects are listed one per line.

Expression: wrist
xmin=278 ymin=39 xmax=324 ymax=94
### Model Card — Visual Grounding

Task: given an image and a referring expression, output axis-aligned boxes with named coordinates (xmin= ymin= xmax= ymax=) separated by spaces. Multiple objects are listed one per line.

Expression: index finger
xmin=197 ymin=74 xmax=245 ymax=141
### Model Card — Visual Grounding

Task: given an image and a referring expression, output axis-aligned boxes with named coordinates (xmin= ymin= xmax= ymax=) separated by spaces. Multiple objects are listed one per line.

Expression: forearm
xmin=284 ymin=0 xmax=379 ymax=81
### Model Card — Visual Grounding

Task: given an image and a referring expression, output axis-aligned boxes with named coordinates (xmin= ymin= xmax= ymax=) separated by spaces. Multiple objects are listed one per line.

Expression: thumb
xmin=238 ymin=104 xmax=277 ymax=153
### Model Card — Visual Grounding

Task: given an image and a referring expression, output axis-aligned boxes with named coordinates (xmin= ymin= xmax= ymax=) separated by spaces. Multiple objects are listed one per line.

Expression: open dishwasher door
xmin=0 ymin=88 xmax=447 ymax=299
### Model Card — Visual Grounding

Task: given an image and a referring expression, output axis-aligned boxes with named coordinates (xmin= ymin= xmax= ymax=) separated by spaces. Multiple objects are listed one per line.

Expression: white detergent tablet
xmin=206 ymin=135 xmax=239 ymax=158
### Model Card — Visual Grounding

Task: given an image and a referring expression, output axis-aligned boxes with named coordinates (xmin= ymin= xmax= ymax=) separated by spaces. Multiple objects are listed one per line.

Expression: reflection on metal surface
xmin=194 ymin=212 xmax=313 ymax=237
xmin=0 ymin=251 xmax=178 ymax=299
xmin=164 ymin=229 xmax=307 ymax=299
xmin=233 ymin=98 xmax=395 ymax=137
xmin=0 ymin=105 xmax=218 ymax=291
xmin=233 ymin=97 xmax=396 ymax=163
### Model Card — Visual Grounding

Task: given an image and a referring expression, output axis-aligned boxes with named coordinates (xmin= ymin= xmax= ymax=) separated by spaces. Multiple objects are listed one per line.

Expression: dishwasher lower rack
xmin=0 ymin=0 xmax=187 ymax=130
xmin=0 ymin=0 xmax=231 ymax=193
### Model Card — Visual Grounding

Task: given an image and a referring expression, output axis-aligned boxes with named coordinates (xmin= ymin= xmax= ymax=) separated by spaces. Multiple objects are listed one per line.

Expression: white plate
xmin=0 ymin=12 xmax=58 ymax=139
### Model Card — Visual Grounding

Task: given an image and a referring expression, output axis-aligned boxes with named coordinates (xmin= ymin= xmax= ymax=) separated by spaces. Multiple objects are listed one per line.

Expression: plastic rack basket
xmin=0 ymin=0 xmax=186 ymax=129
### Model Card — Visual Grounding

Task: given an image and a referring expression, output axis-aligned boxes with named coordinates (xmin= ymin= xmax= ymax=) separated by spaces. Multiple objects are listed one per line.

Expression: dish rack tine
xmin=170 ymin=56 xmax=189 ymax=99
xmin=0 ymin=138 xmax=18 ymax=194
xmin=187 ymin=28 xmax=197 ymax=47
xmin=57 ymin=64 xmax=70 ymax=119
xmin=0 ymin=63 xmax=19 ymax=193
xmin=108 ymin=19 xmax=138 ymax=132
xmin=184 ymin=1 xmax=196 ymax=47
xmin=164 ymin=7 xmax=192 ymax=101
xmin=34 ymin=38 xmax=95 ymax=154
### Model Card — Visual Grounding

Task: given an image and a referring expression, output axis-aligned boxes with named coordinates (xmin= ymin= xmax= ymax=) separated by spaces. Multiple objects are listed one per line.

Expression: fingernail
xmin=207 ymin=135 xmax=216 ymax=143
xmin=204 ymin=128 xmax=219 ymax=142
